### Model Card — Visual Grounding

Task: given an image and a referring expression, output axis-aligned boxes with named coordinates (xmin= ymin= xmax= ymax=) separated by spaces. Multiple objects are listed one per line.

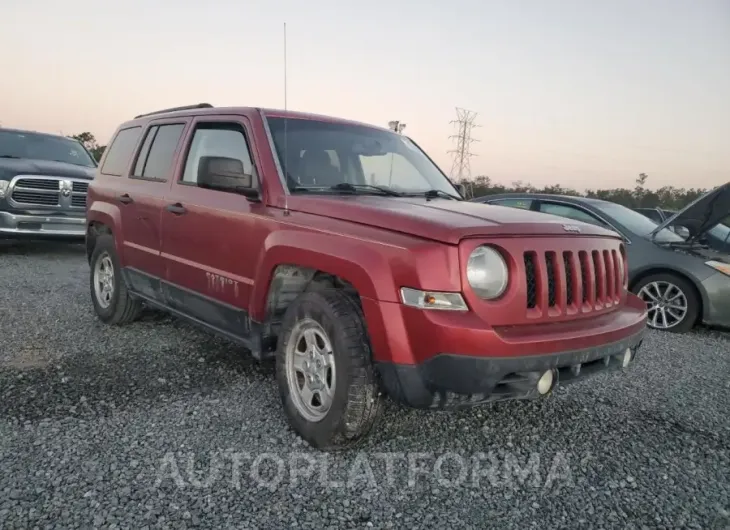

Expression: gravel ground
xmin=0 ymin=240 xmax=729 ymax=530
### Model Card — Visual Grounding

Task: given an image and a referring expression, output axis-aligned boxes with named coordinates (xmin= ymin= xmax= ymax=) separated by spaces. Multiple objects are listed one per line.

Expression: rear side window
xmin=539 ymin=202 xmax=608 ymax=227
xmin=101 ymin=126 xmax=142 ymax=176
xmin=490 ymin=198 xmax=533 ymax=209
xmin=133 ymin=124 xmax=185 ymax=181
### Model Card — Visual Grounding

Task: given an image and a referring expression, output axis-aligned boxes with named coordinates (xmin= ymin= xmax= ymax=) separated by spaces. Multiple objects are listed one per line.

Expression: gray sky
xmin=1 ymin=0 xmax=728 ymax=190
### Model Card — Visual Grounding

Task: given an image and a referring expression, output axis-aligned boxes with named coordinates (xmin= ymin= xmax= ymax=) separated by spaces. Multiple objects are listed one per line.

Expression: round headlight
xmin=466 ymin=246 xmax=509 ymax=299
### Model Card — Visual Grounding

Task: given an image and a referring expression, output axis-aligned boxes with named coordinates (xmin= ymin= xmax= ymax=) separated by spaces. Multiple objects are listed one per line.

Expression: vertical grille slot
xmin=563 ymin=251 xmax=574 ymax=306
xmin=603 ymin=250 xmax=614 ymax=301
xmin=592 ymin=250 xmax=604 ymax=303
xmin=611 ymin=249 xmax=621 ymax=297
xmin=524 ymin=252 xmax=537 ymax=309
xmin=545 ymin=252 xmax=557 ymax=307
xmin=579 ymin=251 xmax=590 ymax=304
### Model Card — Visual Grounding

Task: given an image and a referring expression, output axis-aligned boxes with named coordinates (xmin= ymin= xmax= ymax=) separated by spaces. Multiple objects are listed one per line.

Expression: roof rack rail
xmin=134 ymin=103 xmax=214 ymax=119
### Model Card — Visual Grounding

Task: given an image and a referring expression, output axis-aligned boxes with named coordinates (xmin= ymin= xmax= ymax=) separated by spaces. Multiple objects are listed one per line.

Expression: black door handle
xmin=165 ymin=202 xmax=187 ymax=215
xmin=118 ymin=193 xmax=133 ymax=204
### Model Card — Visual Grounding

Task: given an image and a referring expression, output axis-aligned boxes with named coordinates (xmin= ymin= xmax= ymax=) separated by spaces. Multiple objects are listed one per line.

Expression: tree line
xmin=68 ymin=132 xmax=106 ymax=163
xmin=459 ymin=172 xmax=709 ymax=210
xmin=68 ymin=131 xmax=709 ymax=211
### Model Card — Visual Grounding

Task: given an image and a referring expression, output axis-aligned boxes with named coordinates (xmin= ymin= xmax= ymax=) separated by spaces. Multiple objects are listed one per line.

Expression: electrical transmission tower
xmin=448 ymin=107 xmax=479 ymax=190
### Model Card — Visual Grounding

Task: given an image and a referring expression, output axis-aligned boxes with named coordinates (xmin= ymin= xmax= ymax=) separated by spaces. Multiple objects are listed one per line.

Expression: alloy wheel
xmin=637 ymin=280 xmax=688 ymax=330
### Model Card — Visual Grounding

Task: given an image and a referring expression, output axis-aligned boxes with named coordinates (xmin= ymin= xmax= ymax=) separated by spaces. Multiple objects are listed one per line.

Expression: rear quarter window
xmin=100 ymin=126 xmax=142 ymax=176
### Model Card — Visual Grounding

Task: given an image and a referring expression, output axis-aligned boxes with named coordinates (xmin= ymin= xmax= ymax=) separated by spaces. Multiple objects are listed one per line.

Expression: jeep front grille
xmin=9 ymin=175 xmax=89 ymax=210
xmin=522 ymin=247 xmax=623 ymax=317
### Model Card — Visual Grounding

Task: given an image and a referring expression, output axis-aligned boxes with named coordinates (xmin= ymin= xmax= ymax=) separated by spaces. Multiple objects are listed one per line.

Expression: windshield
xmin=266 ymin=117 xmax=459 ymax=196
xmin=0 ymin=130 xmax=96 ymax=167
xmin=593 ymin=202 xmax=686 ymax=242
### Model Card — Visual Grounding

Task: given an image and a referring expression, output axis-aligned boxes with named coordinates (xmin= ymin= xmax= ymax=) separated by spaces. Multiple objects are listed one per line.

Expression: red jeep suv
xmin=86 ymin=103 xmax=648 ymax=449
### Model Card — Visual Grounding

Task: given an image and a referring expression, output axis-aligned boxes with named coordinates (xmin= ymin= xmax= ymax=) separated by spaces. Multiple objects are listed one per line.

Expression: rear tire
xmin=275 ymin=288 xmax=382 ymax=450
xmin=632 ymin=273 xmax=699 ymax=333
xmin=89 ymin=234 xmax=142 ymax=325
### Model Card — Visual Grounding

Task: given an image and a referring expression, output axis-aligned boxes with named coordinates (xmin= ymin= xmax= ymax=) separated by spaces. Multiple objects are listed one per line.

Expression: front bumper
xmin=0 ymin=210 xmax=86 ymax=238
xmin=377 ymin=328 xmax=645 ymax=409
xmin=701 ymin=271 xmax=730 ymax=328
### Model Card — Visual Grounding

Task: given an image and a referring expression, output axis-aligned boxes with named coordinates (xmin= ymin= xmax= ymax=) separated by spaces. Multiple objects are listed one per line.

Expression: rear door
xmin=159 ymin=115 xmax=267 ymax=336
xmin=118 ymin=119 xmax=189 ymax=300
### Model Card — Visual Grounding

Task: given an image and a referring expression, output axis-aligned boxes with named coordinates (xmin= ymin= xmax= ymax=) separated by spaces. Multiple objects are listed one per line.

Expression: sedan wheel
xmin=634 ymin=274 xmax=699 ymax=333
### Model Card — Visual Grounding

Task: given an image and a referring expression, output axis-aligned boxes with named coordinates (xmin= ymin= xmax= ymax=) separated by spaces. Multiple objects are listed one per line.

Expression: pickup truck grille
xmin=523 ymin=248 xmax=623 ymax=315
xmin=11 ymin=190 xmax=60 ymax=206
xmin=9 ymin=176 xmax=89 ymax=210
xmin=15 ymin=178 xmax=60 ymax=191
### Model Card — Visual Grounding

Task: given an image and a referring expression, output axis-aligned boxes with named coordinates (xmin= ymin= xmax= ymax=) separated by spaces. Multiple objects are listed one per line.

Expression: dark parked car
xmin=471 ymin=187 xmax=730 ymax=333
xmin=0 ymin=127 xmax=94 ymax=239
xmin=635 ymin=207 xmax=730 ymax=254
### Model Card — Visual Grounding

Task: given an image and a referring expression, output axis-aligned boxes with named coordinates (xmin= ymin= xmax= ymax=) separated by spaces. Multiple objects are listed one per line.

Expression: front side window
xmin=266 ymin=117 xmax=459 ymax=197
xmin=0 ymin=130 xmax=96 ymax=168
xmin=181 ymin=124 xmax=255 ymax=188
xmin=539 ymin=202 xmax=608 ymax=227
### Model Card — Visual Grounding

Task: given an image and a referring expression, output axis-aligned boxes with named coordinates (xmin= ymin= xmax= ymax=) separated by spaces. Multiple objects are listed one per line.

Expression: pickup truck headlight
xmin=466 ymin=245 xmax=509 ymax=299
xmin=400 ymin=287 xmax=468 ymax=311
xmin=0 ymin=180 xmax=9 ymax=199
xmin=705 ymin=260 xmax=730 ymax=277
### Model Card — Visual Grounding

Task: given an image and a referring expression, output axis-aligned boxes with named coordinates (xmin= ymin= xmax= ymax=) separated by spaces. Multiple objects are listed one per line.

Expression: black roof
xmin=0 ymin=127 xmax=72 ymax=140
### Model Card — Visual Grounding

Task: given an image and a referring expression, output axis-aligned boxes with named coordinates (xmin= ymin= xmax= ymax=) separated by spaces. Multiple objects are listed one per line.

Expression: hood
xmin=0 ymin=158 xmax=96 ymax=181
xmin=287 ymin=195 xmax=620 ymax=244
xmin=652 ymin=181 xmax=730 ymax=242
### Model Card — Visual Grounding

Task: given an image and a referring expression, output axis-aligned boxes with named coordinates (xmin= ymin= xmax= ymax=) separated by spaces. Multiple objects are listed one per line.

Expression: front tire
xmin=275 ymin=288 xmax=382 ymax=450
xmin=89 ymin=234 xmax=142 ymax=325
xmin=632 ymin=273 xmax=699 ymax=333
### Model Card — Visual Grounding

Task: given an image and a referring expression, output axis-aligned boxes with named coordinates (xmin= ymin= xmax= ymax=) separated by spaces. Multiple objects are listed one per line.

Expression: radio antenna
xmin=283 ymin=22 xmax=290 ymax=215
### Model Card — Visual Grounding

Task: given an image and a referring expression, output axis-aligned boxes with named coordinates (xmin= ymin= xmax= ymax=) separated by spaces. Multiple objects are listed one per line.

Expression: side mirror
xmin=455 ymin=183 xmax=465 ymax=197
xmin=198 ymin=156 xmax=259 ymax=200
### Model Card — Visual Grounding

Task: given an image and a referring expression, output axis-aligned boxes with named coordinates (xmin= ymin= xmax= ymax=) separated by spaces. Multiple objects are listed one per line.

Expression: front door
xmin=159 ymin=115 xmax=268 ymax=337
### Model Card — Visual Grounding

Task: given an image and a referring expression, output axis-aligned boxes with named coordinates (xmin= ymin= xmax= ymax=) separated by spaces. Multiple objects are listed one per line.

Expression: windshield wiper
xmin=422 ymin=189 xmax=460 ymax=200
xmin=329 ymin=182 xmax=403 ymax=197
